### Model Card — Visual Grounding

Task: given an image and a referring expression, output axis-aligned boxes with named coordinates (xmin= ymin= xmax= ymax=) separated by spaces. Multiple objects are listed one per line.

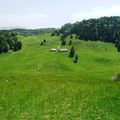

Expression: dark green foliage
xmin=40 ymin=42 xmax=44 ymax=46
xmin=51 ymin=32 xmax=56 ymax=37
xmin=59 ymin=16 xmax=120 ymax=45
xmin=13 ymin=41 xmax=22 ymax=51
xmin=115 ymin=39 xmax=120 ymax=52
xmin=60 ymin=35 xmax=66 ymax=41
xmin=0 ymin=31 xmax=22 ymax=54
xmin=44 ymin=39 xmax=46 ymax=43
xmin=69 ymin=40 xmax=72 ymax=46
xmin=69 ymin=46 xmax=75 ymax=58
xmin=61 ymin=39 xmax=66 ymax=46
xmin=74 ymin=55 xmax=78 ymax=63
xmin=40 ymin=39 xmax=47 ymax=46
xmin=70 ymin=35 xmax=73 ymax=39
xmin=51 ymin=29 xmax=59 ymax=37
xmin=59 ymin=23 xmax=72 ymax=36
xmin=3 ymin=43 xmax=9 ymax=53
xmin=56 ymin=31 xmax=60 ymax=36
xmin=117 ymin=42 xmax=120 ymax=52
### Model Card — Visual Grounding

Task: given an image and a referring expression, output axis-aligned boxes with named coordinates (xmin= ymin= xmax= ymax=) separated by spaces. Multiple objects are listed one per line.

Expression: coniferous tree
xmin=61 ymin=39 xmax=66 ymax=46
xmin=69 ymin=46 xmax=75 ymax=58
xmin=70 ymin=35 xmax=73 ymax=39
xmin=68 ymin=40 xmax=72 ymax=46
xmin=44 ymin=39 xmax=46 ymax=43
xmin=74 ymin=55 xmax=78 ymax=63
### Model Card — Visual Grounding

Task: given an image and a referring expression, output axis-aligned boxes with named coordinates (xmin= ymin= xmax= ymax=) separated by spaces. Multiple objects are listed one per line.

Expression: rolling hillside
xmin=0 ymin=33 xmax=120 ymax=120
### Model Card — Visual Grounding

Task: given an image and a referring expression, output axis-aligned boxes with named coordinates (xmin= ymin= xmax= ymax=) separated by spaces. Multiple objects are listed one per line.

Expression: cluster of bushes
xmin=40 ymin=39 xmax=46 ymax=46
xmin=51 ymin=29 xmax=60 ymax=37
xmin=0 ymin=31 xmax=22 ymax=54
xmin=58 ymin=16 xmax=120 ymax=52
xmin=60 ymin=35 xmax=73 ymax=46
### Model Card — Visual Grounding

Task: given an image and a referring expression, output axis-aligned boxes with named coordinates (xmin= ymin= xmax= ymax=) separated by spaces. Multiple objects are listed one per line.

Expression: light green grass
xmin=0 ymin=33 xmax=120 ymax=120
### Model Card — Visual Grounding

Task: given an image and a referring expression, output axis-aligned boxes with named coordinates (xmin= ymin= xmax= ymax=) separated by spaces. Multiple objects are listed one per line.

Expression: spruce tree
xmin=74 ymin=55 xmax=78 ymax=63
xmin=61 ymin=39 xmax=66 ymax=46
xmin=69 ymin=40 xmax=72 ymax=46
xmin=69 ymin=46 xmax=75 ymax=58
xmin=44 ymin=39 xmax=46 ymax=43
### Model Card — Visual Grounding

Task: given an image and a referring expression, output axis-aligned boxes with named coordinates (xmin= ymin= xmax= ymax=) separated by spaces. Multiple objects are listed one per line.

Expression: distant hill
xmin=9 ymin=28 xmax=56 ymax=36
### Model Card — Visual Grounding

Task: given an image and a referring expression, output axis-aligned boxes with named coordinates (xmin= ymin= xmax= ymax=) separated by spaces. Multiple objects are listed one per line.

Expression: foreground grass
xmin=0 ymin=34 xmax=120 ymax=120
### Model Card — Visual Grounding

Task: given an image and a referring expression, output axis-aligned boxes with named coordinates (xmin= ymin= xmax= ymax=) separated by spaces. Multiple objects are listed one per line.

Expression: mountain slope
xmin=0 ymin=34 xmax=120 ymax=120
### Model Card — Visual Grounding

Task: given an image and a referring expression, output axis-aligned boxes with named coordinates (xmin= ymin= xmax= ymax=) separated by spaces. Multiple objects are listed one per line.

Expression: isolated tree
xmin=69 ymin=46 xmax=75 ymax=58
xmin=68 ymin=40 xmax=72 ymax=46
xmin=74 ymin=55 xmax=78 ymax=63
xmin=61 ymin=39 xmax=66 ymax=46
xmin=44 ymin=39 xmax=46 ymax=43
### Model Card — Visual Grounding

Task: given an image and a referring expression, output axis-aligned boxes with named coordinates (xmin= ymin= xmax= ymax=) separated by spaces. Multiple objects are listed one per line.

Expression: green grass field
xmin=0 ymin=33 xmax=120 ymax=120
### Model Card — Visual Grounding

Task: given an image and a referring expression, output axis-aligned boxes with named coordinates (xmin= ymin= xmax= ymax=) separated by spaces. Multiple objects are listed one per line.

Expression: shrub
xmin=44 ymin=39 xmax=46 ymax=43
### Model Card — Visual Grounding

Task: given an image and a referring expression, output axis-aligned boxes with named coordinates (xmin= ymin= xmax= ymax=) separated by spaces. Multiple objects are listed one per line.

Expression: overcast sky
xmin=0 ymin=0 xmax=120 ymax=29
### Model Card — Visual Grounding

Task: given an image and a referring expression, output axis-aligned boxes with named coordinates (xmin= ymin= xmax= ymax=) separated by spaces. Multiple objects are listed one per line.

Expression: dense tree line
xmin=0 ymin=31 xmax=22 ymax=54
xmin=59 ymin=16 xmax=120 ymax=51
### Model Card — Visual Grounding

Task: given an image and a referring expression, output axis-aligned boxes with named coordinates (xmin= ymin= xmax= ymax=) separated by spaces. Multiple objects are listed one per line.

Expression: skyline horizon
xmin=0 ymin=15 xmax=120 ymax=30
xmin=1 ymin=0 xmax=120 ymax=29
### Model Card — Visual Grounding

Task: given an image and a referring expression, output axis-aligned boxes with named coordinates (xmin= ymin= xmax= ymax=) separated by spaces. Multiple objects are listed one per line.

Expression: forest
xmin=58 ymin=16 xmax=120 ymax=51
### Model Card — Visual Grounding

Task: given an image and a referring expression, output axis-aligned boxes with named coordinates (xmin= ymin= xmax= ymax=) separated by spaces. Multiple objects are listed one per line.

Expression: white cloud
xmin=72 ymin=5 xmax=120 ymax=21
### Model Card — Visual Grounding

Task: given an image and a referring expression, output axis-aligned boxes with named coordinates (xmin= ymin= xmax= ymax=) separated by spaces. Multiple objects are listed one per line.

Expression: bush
xmin=44 ymin=39 xmax=46 ymax=43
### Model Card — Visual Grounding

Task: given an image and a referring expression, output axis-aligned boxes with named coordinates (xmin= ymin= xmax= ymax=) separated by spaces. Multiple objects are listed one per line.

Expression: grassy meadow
xmin=0 ymin=33 xmax=120 ymax=120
